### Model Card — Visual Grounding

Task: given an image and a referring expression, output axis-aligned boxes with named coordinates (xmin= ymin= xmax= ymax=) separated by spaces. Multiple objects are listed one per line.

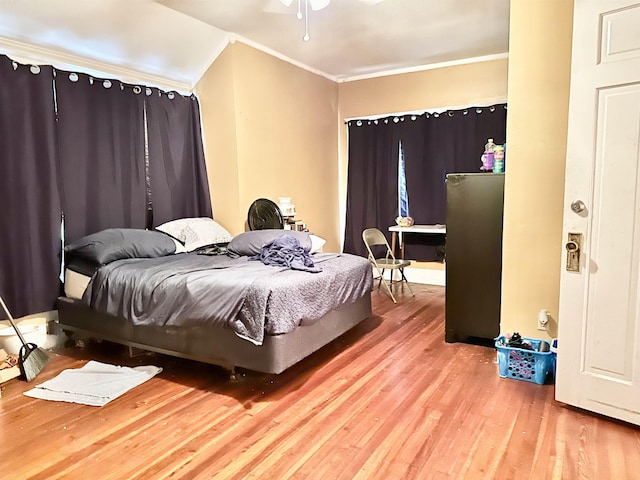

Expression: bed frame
xmin=56 ymin=294 xmax=372 ymax=375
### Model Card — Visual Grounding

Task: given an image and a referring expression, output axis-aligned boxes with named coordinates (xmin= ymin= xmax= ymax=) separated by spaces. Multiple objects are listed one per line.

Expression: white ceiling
xmin=0 ymin=0 xmax=510 ymax=90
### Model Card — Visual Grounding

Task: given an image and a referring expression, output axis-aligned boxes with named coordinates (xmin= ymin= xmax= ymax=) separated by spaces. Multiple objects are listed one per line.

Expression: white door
xmin=556 ymin=0 xmax=640 ymax=425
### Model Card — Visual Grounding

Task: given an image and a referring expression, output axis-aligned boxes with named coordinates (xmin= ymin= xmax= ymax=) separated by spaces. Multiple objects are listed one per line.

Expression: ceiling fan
xmin=280 ymin=0 xmax=330 ymax=12
xmin=272 ymin=0 xmax=385 ymax=41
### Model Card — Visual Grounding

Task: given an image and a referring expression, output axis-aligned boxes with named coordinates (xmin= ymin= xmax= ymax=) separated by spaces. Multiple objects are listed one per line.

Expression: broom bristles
xmin=20 ymin=343 xmax=49 ymax=382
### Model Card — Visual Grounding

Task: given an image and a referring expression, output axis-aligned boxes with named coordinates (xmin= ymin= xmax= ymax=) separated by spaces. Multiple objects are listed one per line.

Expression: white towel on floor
xmin=24 ymin=360 xmax=162 ymax=407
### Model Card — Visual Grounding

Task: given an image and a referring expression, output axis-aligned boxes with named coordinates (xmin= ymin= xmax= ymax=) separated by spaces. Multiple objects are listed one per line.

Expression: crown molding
xmin=215 ymin=36 xmax=508 ymax=86
xmin=0 ymin=34 xmax=509 ymax=93
xmin=0 ymin=36 xmax=193 ymax=94
xmin=233 ymin=34 xmax=338 ymax=82
xmin=337 ymin=52 xmax=510 ymax=83
xmin=190 ymin=36 xmax=231 ymax=88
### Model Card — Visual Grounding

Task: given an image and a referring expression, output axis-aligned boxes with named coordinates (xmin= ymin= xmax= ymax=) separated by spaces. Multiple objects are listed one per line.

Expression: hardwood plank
xmin=0 ymin=284 xmax=638 ymax=479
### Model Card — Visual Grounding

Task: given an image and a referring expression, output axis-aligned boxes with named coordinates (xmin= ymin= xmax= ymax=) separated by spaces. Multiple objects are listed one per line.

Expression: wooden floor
xmin=1 ymin=284 xmax=639 ymax=479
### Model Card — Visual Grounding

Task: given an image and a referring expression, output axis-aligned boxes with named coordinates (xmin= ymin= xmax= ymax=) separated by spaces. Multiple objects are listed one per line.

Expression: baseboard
xmin=371 ymin=265 xmax=446 ymax=287
xmin=403 ymin=266 xmax=446 ymax=286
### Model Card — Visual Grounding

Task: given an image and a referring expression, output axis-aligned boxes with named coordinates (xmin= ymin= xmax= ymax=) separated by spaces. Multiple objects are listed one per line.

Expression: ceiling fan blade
xmin=270 ymin=0 xmax=382 ymax=14
xmin=264 ymin=0 xmax=295 ymax=14
xmin=309 ymin=0 xmax=330 ymax=11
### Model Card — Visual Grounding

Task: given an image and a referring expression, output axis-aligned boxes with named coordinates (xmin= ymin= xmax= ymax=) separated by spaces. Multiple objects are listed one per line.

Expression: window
xmin=398 ymin=141 xmax=410 ymax=218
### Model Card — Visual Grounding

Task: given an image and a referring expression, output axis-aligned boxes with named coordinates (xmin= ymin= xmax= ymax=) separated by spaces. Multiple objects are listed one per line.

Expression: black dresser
xmin=445 ymin=173 xmax=504 ymax=344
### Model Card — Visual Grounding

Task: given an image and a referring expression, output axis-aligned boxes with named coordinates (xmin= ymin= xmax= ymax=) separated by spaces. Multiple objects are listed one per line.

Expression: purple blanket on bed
xmin=251 ymin=234 xmax=321 ymax=273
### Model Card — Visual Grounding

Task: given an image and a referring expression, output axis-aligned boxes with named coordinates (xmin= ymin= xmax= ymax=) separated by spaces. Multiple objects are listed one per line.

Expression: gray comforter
xmin=83 ymin=252 xmax=373 ymax=345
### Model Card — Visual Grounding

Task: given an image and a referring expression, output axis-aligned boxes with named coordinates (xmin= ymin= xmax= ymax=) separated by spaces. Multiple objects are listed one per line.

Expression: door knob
xmin=571 ymin=200 xmax=586 ymax=213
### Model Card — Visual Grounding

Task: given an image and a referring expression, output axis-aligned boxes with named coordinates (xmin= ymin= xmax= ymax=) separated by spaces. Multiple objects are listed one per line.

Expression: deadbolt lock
xmin=566 ymin=232 xmax=583 ymax=272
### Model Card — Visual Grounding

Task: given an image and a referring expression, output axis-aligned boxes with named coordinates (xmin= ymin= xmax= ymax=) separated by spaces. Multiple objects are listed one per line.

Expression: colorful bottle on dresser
xmin=481 ymin=138 xmax=496 ymax=172
xmin=493 ymin=144 xmax=505 ymax=173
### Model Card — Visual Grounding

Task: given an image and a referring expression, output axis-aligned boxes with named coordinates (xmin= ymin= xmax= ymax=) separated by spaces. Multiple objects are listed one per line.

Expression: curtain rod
xmin=344 ymin=98 xmax=507 ymax=123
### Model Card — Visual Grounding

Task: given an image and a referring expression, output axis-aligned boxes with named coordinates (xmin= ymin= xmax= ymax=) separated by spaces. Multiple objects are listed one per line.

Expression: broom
xmin=0 ymin=295 xmax=49 ymax=382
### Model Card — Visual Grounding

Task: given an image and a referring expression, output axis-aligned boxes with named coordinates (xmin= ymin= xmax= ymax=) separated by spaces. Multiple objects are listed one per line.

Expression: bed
xmin=56 ymin=222 xmax=373 ymax=375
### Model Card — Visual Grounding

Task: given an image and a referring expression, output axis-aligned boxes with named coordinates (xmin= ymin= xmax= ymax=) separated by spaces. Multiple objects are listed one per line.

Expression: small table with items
xmin=388 ymin=224 xmax=446 ymax=260
xmin=284 ymin=218 xmax=308 ymax=232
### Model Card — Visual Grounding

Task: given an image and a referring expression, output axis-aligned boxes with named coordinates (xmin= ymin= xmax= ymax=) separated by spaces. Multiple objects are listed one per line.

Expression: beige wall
xmin=195 ymin=46 xmax=242 ymax=235
xmin=500 ymin=0 xmax=574 ymax=340
xmin=196 ymin=42 xmax=340 ymax=250
xmin=339 ymin=59 xmax=509 ymax=119
xmin=195 ymin=8 xmax=574 ymax=342
xmin=338 ymin=58 xmax=509 ymax=244
xmin=197 ymin=52 xmax=508 ymax=251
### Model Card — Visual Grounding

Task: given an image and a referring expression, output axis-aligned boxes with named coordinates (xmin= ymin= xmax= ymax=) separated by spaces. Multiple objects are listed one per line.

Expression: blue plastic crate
xmin=495 ymin=336 xmax=554 ymax=385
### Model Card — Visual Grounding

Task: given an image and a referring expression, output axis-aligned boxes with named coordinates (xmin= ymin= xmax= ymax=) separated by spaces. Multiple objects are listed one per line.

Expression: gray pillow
xmin=65 ymin=228 xmax=176 ymax=265
xmin=227 ymin=230 xmax=311 ymax=256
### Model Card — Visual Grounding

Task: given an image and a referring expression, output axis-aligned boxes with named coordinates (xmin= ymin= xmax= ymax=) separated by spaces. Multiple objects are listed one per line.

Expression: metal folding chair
xmin=362 ymin=228 xmax=415 ymax=303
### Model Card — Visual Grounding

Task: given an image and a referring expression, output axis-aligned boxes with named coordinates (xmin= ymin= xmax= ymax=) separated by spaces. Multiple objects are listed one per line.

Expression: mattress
xmin=80 ymin=252 xmax=373 ymax=345
xmin=64 ymin=269 xmax=92 ymax=300
xmin=57 ymin=293 xmax=372 ymax=374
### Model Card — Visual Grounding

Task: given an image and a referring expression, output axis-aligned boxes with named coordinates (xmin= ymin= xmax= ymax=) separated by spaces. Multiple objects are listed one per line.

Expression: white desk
xmin=389 ymin=224 xmax=446 ymax=259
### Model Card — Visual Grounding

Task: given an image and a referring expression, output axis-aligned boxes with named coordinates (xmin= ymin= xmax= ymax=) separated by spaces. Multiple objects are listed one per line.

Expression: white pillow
xmin=309 ymin=234 xmax=326 ymax=253
xmin=156 ymin=217 xmax=233 ymax=252
xmin=171 ymin=238 xmax=188 ymax=254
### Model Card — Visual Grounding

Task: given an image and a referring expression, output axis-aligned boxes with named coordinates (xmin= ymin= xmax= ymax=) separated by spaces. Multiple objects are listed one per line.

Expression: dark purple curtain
xmin=397 ymin=114 xmax=448 ymax=261
xmin=145 ymin=90 xmax=212 ymax=227
xmin=0 ymin=61 xmax=213 ymax=317
xmin=0 ymin=57 xmax=61 ymax=317
xmin=402 ymin=104 xmax=507 ymax=260
xmin=343 ymin=119 xmax=399 ymax=257
xmin=55 ymin=72 xmax=147 ymax=243
xmin=345 ymin=104 xmax=507 ymax=261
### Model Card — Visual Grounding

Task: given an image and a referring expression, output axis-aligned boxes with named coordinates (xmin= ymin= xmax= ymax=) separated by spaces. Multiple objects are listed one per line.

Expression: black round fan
xmin=247 ymin=198 xmax=284 ymax=230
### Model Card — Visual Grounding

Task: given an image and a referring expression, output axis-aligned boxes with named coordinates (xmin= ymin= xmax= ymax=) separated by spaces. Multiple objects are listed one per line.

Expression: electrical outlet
xmin=537 ymin=309 xmax=549 ymax=331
